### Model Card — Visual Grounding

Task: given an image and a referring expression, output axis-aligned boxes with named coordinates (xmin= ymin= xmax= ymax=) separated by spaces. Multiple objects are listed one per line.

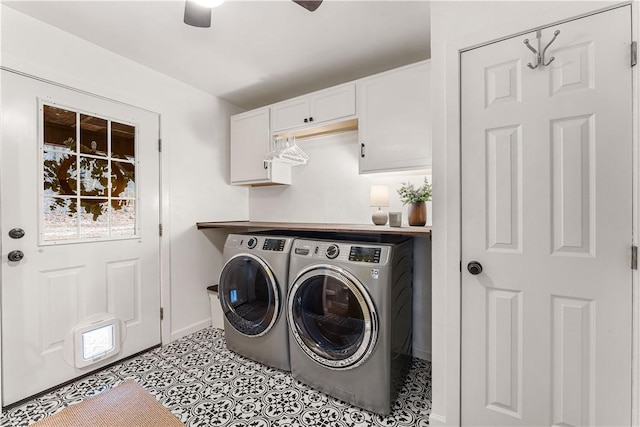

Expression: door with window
xmin=461 ymin=6 xmax=632 ymax=426
xmin=1 ymin=71 xmax=161 ymax=405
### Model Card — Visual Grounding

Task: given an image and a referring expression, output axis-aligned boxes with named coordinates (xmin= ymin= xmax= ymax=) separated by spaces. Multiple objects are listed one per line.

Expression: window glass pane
xmin=111 ymin=200 xmax=136 ymax=237
xmin=43 ymin=197 xmax=78 ymax=241
xmin=43 ymin=152 xmax=77 ymax=196
xmin=43 ymin=105 xmax=76 ymax=153
xmin=111 ymin=122 xmax=135 ymax=161
xmin=41 ymin=105 xmax=139 ymax=244
xmin=82 ymin=324 xmax=114 ymax=360
xmin=80 ymin=199 xmax=109 ymax=239
xmin=79 ymin=114 xmax=107 ymax=156
xmin=111 ymin=160 xmax=135 ymax=198
xmin=79 ymin=157 xmax=109 ymax=197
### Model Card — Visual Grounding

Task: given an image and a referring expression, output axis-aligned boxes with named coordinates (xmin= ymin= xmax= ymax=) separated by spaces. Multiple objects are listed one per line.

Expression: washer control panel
xmin=348 ymin=246 xmax=381 ymax=263
xmin=224 ymin=234 xmax=292 ymax=253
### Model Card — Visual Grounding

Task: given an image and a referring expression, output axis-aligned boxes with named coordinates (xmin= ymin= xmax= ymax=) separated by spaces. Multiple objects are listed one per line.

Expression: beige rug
xmin=33 ymin=380 xmax=184 ymax=427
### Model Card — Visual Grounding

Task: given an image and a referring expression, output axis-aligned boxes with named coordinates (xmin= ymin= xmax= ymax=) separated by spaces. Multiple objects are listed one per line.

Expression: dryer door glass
xmin=289 ymin=267 xmax=376 ymax=368
xmin=219 ymin=254 xmax=279 ymax=337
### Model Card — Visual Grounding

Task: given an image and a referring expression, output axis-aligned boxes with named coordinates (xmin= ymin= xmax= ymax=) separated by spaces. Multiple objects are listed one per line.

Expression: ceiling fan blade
xmin=184 ymin=0 xmax=212 ymax=28
xmin=292 ymin=0 xmax=323 ymax=12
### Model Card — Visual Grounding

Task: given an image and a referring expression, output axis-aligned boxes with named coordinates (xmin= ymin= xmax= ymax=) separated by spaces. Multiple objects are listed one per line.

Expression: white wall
xmin=0 ymin=5 xmax=247 ymax=344
xmin=430 ymin=1 xmax=630 ymax=425
xmin=249 ymin=130 xmax=433 ymax=359
xmin=250 ymin=131 xmax=432 ymax=225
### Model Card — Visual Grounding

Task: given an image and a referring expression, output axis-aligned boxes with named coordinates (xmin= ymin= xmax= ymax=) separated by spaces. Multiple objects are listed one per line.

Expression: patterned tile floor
xmin=1 ymin=327 xmax=431 ymax=426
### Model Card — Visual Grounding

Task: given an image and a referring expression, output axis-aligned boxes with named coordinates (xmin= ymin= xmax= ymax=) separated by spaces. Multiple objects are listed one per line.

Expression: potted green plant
xmin=397 ymin=177 xmax=432 ymax=226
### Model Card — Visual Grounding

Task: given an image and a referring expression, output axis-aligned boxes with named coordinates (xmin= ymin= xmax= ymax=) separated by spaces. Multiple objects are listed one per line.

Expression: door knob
xmin=467 ymin=261 xmax=483 ymax=275
xmin=8 ymin=250 xmax=24 ymax=262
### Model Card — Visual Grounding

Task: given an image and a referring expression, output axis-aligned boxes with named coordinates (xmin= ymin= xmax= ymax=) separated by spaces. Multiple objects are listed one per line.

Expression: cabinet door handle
xmin=304 ymin=118 xmax=308 ymax=123
xmin=264 ymin=161 xmax=268 ymax=169
xmin=309 ymin=117 xmax=313 ymax=122
xmin=361 ymin=143 xmax=365 ymax=158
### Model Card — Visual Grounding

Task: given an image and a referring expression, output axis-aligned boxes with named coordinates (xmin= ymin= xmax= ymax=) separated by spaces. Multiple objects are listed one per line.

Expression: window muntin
xmin=41 ymin=104 xmax=138 ymax=244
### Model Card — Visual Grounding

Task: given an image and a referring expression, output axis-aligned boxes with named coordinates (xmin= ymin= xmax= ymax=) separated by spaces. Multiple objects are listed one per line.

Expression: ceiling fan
xmin=184 ymin=0 xmax=323 ymax=28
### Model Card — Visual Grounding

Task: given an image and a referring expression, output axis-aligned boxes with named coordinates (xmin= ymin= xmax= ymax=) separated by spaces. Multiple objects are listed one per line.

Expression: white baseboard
xmin=170 ymin=319 xmax=211 ymax=342
xmin=412 ymin=346 xmax=432 ymax=362
xmin=429 ymin=412 xmax=446 ymax=426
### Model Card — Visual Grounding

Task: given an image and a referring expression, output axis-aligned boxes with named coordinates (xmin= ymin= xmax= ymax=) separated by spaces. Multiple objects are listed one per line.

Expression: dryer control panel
xmin=291 ymin=240 xmax=391 ymax=265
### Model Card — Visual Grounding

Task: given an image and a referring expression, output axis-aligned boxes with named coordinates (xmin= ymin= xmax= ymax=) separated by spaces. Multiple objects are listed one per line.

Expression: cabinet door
xmin=271 ymin=84 xmax=356 ymax=133
xmin=271 ymin=98 xmax=310 ymax=133
xmin=309 ymin=83 xmax=356 ymax=125
xmin=358 ymin=61 xmax=431 ymax=173
xmin=230 ymin=108 xmax=270 ymax=184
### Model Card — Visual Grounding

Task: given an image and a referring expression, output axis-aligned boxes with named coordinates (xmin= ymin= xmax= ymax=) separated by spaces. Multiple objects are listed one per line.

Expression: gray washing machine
xmin=219 ymin=233 xmax=294 ymax=371
xmin=287 ymin=237 xmax=413 ymax=414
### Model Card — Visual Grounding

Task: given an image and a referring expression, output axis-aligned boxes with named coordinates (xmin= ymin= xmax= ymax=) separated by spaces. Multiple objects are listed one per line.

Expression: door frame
xmin=0 ymin=67 xmax=172 ymax=406
xmin=431 ymin=2 xmax=638 ymax=425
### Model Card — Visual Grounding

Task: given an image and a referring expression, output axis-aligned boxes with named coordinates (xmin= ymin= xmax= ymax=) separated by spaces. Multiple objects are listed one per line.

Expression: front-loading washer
xmin=218 ymin=233 xmax=294 ymax=371
xmin=287 ymin=237 xmax=413 ymax=414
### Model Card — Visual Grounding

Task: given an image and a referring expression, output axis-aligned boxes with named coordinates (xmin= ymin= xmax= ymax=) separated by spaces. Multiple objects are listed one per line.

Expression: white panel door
xmin=461 ymin=6 xmax=632 ymax=426
xmin=1 ymin=71 xmax=161 ymax=405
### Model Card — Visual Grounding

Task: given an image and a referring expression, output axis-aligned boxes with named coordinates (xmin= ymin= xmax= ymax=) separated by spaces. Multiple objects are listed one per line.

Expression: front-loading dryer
xmin=219 ymin=233 xmax=294 ymax=372
xmin=287 ymin=237 xmax=413 ymax=414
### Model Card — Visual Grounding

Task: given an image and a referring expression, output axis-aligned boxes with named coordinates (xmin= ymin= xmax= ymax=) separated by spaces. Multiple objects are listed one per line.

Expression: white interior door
xmin=1 ymin=71 xmax=161 ymax=405
xmin=461 ymin=6 xmax=632 ymax=426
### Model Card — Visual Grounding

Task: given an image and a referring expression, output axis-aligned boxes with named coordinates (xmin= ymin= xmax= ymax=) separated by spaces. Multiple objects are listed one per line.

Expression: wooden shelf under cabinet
xmin=196 ymin=221 xmax=431 ymax=237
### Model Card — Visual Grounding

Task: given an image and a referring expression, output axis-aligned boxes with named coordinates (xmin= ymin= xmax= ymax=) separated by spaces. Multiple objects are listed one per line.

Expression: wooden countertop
xmin=196 ymin=221 xmax=431 ymax=236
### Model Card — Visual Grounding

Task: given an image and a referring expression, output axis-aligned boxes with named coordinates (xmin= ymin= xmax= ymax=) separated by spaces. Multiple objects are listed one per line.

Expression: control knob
xmin=326 ymin=244 xmax=340 ymax=259
xmin=247 ymin=237 xmax=258 ymax=249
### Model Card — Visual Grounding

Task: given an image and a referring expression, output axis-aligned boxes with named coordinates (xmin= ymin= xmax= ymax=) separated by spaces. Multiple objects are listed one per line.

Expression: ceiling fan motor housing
xmin=184 ymin=0 xmax=323 ymax=28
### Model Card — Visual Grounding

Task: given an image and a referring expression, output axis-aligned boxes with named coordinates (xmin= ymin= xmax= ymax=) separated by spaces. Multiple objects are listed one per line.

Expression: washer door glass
xmin=288 ymin=266 xmax=377 ymax=369
xmin=219 ymin=254 xmax=279 ymax=337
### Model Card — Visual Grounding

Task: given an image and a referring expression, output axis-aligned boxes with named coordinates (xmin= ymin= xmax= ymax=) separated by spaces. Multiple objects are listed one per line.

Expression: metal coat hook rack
xmin=523 ymin=29 xmax=560 ymax=69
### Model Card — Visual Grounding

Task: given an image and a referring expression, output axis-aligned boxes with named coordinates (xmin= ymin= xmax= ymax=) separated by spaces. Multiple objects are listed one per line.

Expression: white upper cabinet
xmin=230 ymin=108 xmax=291 ymax=185
xmin=229 ymin=61 xmax=431 ymax=185
xmin=271 ymin=83 xmax=356 ymax=133
xmin=358 ymin=61 xmax=431 ymax=174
